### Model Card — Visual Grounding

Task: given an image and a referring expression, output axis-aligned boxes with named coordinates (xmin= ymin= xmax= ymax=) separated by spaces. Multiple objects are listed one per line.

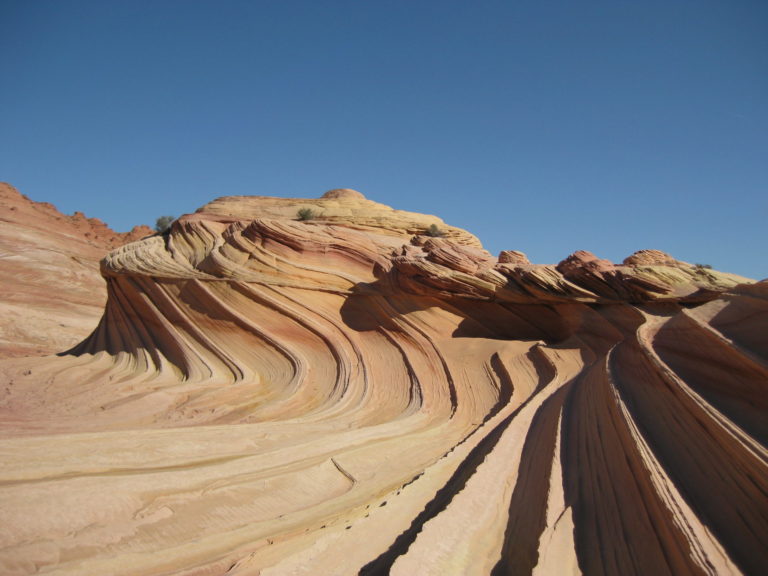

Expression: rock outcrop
xmin=0 ymin=189 xmax=765 ymax=576
xmin=0 ymin=183 xmax=153 ymax=357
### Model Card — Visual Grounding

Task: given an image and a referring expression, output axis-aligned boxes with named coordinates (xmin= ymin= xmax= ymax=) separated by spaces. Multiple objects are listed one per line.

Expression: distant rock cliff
xmin=0 ymin=182 xmax=152 ymax=356
xmin=0 ymin=188 xmax=765 ymax=576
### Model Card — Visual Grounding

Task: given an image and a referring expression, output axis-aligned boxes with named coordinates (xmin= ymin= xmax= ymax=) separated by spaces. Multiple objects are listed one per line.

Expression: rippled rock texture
xmin=0 ymin=189 xmax=766 ymax=575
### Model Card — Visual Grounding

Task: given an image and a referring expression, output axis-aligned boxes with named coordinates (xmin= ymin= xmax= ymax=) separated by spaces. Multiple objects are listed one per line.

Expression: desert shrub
xmin=297 ymin=208 xmax=316 ymax=221
xmin=155 ymin=215 xmax=175 ymax=233
xmin=694 ymin=263 xmax=713 ymax=270
xmin=426 ymin=223 xmax=444 ymax=237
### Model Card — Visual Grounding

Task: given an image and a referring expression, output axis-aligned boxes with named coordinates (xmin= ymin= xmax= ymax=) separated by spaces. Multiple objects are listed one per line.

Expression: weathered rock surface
xmin=0 ymin=188 xmax=765 ymax=576
xmin=0 ymin=183 xmax=152 ymax=357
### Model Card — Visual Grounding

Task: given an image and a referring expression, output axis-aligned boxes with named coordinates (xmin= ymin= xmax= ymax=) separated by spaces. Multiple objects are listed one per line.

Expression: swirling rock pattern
xmin=0 ymin=190 xmax=765 ymax=576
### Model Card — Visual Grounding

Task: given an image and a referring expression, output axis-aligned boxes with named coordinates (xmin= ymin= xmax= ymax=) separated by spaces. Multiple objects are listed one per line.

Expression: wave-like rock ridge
xmin=0 ymin=189 xmax=765 ymax=576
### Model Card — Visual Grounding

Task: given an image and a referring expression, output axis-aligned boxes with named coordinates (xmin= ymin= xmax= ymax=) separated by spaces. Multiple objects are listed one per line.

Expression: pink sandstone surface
xmin=0 ymin=187 xmax=766 ymax=575
xmin=0 ymin=183 xmax=152 ymax=357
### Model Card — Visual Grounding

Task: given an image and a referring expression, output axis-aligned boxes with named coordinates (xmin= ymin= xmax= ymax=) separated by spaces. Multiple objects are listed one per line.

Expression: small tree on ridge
xmin=155 ymin=215 xmax=175 ymax=233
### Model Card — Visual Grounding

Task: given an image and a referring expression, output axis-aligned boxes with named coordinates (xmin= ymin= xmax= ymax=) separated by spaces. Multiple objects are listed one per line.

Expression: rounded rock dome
xmin=623 ymin=249 xmax=676 ymax=267
xmin=321 ymin=189 xmax=366 ymax=200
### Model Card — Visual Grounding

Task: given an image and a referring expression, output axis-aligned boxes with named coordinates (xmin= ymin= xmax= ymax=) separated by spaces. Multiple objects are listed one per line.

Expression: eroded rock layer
xmin=0 ymin=183 xmax=152 ymax=357
xmin=0 ymin=190 xmax=765 ymax=576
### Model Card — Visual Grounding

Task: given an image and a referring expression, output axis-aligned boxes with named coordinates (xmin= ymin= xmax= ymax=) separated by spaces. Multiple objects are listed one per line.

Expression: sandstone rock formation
xmin=0 ymin=183 xmax=152 ymax=357
xmin=0 ymin=189 xmax=765 ymax=575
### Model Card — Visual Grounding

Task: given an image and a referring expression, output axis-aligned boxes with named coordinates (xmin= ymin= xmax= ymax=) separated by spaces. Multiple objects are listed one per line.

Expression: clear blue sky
xmin=2 ymin=1 xmax=766 ymax=279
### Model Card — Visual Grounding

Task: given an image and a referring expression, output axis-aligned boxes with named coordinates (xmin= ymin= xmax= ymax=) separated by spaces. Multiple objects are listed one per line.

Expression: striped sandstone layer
xmin=0 ymin=189 xmax=765 ymax=575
